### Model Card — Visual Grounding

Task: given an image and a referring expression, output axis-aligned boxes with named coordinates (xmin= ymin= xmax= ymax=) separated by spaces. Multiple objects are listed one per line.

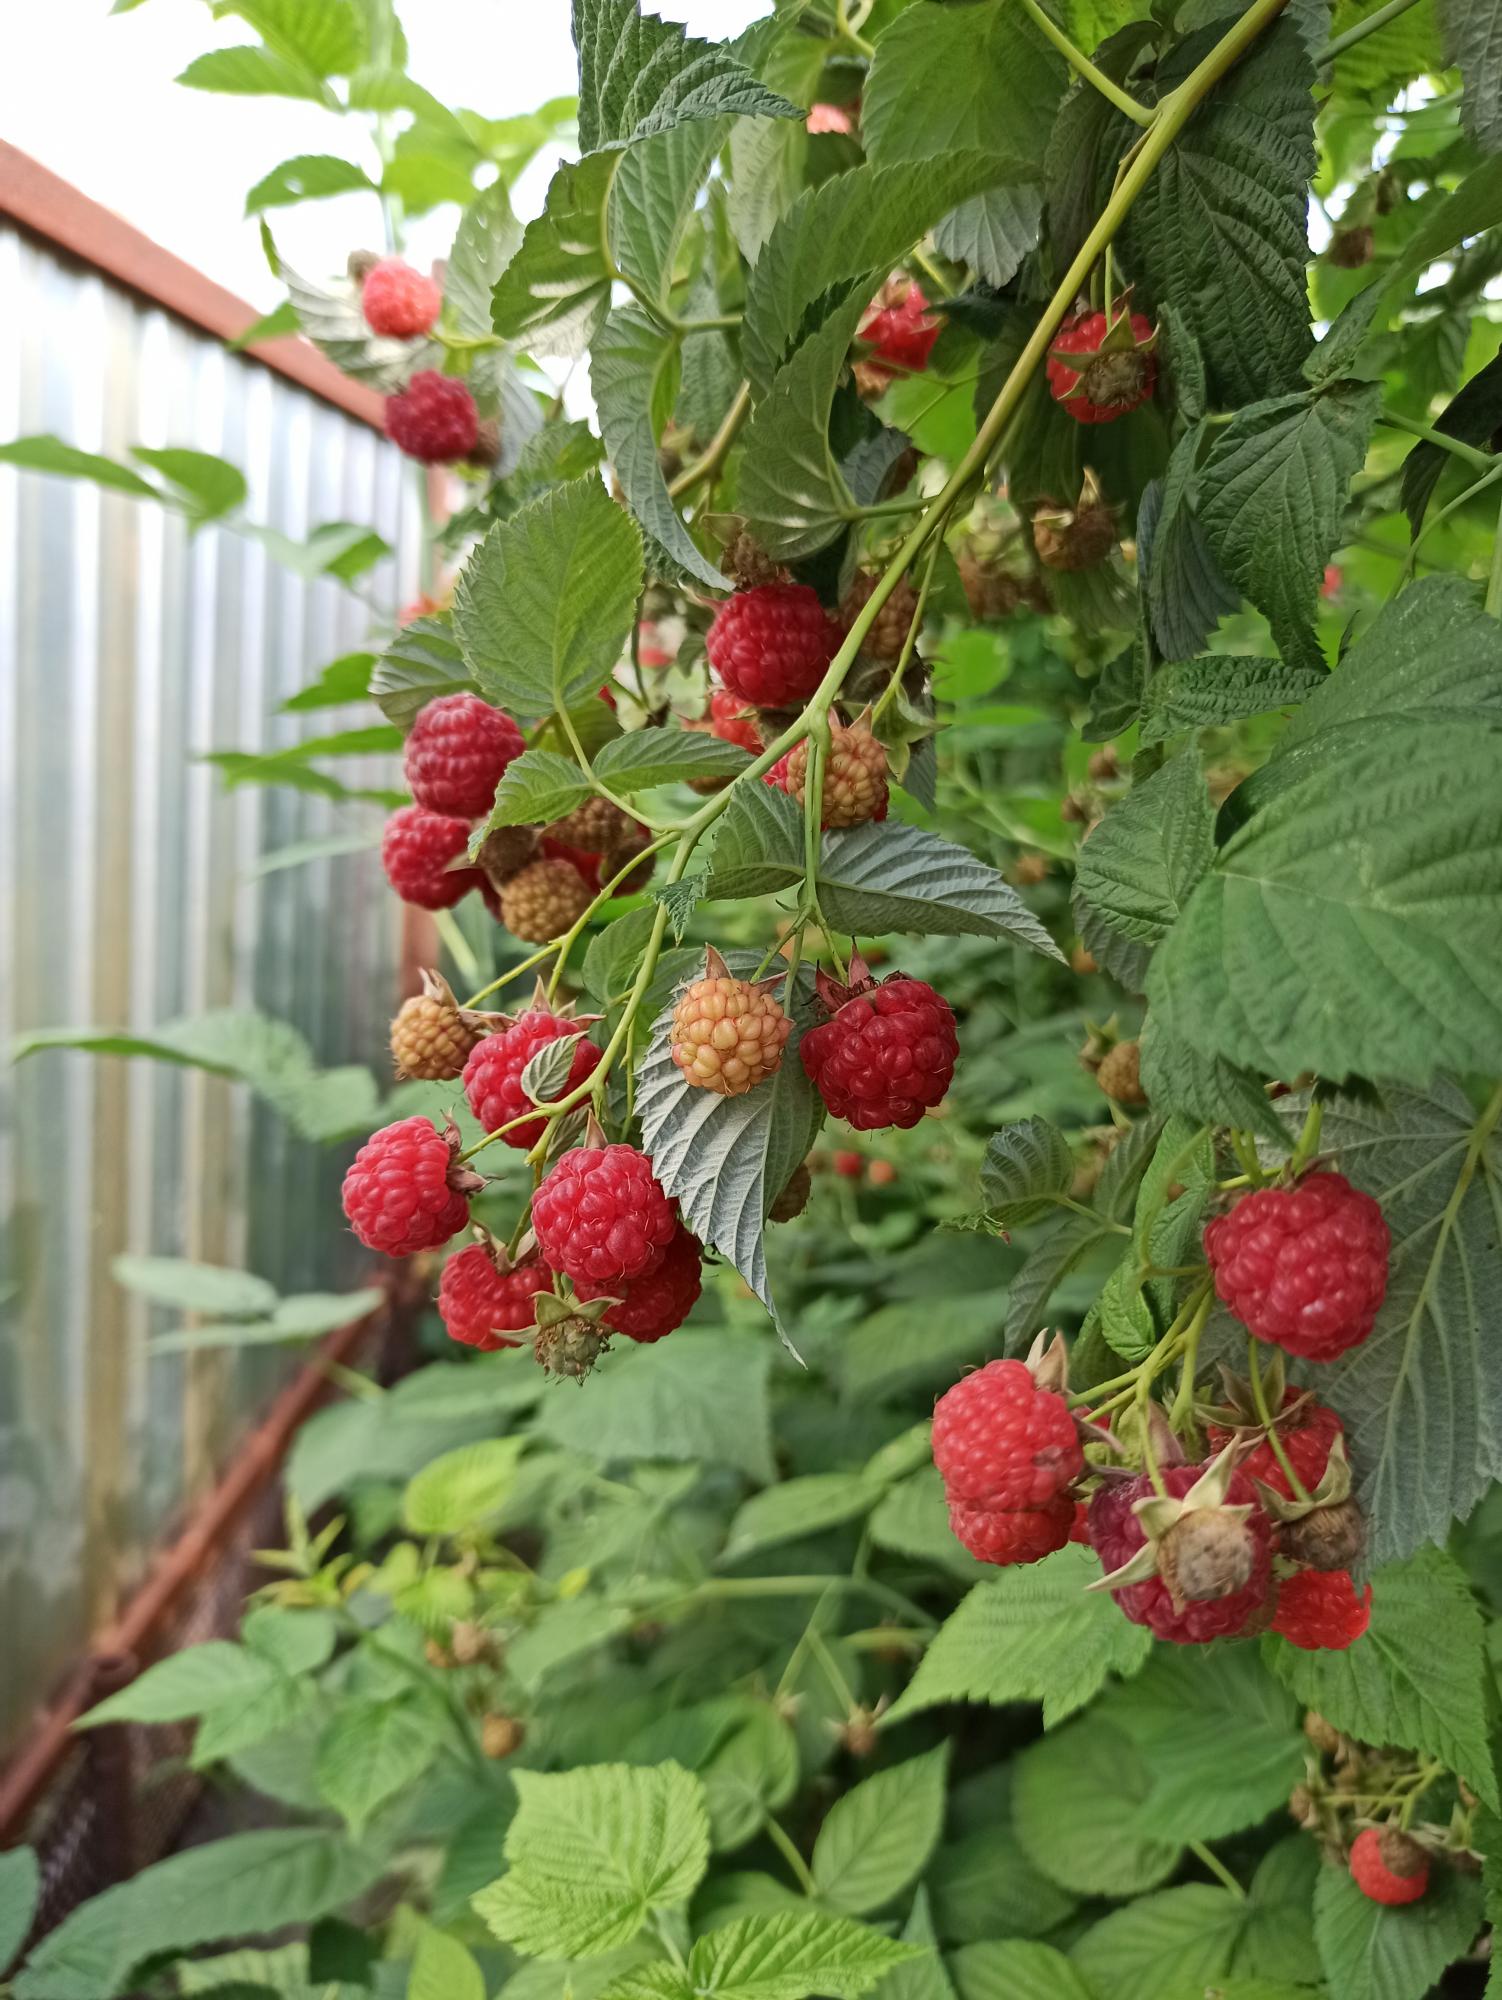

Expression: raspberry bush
xmin=12 ymin=1 xmax=1502 ymax=1996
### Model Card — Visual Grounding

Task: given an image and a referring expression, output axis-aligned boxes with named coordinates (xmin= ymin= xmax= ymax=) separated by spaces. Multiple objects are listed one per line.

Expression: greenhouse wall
xmin=0 ymin=187 xmax=421 ymax=1758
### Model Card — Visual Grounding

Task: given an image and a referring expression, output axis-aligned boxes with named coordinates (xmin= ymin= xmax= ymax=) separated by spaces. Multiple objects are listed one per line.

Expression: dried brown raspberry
xmin=1011 ymin=852 xmax=1050 ymax=885
xmin=1327 ymin=224 xmax=1375 ymax=269
xmin=840 ymin=572 xmax=919 ymax=662
xmin=721 ymin=531 xmax=788 ymax=591
xmin=481 ymin=1715 xmax=525 ymax=1759
xmin=1033 ymin=475 xmax=1119 ymax=572
xmin=1096 ymin=1040 xmax=1147 ymax=1106
xmin=545 ymin=795 xmax=635 ymax=853
xmin=671 ymin=947 xmax=793 ymax=1096
xmin=1282 ymin=1498 xmax=1367 ymax=1572
xmin=499 ymin=858 xmax=595 ymax=942
xmin=390 ymin=970 xmax=481 ymax=1081
xmin=477 ymin=823 xmax=540 ymax=884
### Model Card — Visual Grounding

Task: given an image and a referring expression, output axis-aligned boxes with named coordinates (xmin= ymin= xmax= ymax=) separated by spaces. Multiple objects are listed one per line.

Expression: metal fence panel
xmin=0 ymin=221 xmax=419 ymax=1754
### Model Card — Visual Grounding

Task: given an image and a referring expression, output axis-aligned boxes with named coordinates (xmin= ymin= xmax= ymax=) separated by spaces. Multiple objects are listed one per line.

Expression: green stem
xmin=1019 ymin=0 xmax=1155 ymax=124
xmin=834 ymin=0 xmax=875 ymax=58
xmin=1189 ymin=1841 xmax=1246 ymax=1900
xmin=871 ymin=524 xmax=945 ymax=729
xmin=1287 ymin=1097 xmax=1324 ymax=1175
xmin=1247 ymin=1337 xmax=1310 ymax=1503
xmin=669 ymin=382 xmax=752 ymax=499
xmin=1381 ymin=412 xmax=1494 ymax=472
xmin=555 ymin=700 xmax=680 ymax=832
xmin=766 ymin=1816 xmax=818 ymax=1894
xmin=1402 ymin=457 xmax=1502 ymax=581
xmin=1167 ymin=1288 xmax=1214 ymax=1432
xmin=1318 ymin=0 xmax=1424 ymax=65
xmin=1488 ymin=491 xmax=1502 ymax=618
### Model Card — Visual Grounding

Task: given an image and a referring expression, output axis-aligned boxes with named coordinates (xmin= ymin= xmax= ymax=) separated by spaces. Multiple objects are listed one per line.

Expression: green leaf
xmin=947 ymin=1942 xmax=1094 ymax=2000
xmin=1141 ymin=435 xmax=1240 ymax=665
xmin=0 ymin=434 xmax=160 ymax=498
xmin=241 ymin=1605 xmax=337 ymax=1677
xmin=1139 ymin=655 xmax=1327 ymax=747
xmin=611 ymin=122 xmax=723 ymax=309
xmin=723 ymin=1473 xmax=884 ymax=1563
xmin=409 ymin=1924 xmax=487 ymax=2000
xmin=479 ymin=750 xmax=591 ymax=834
xmin=369 ymin=618 xmax=474 ymax=732
xmin=243 ymin=153 xmax=373 ymax=213
xmin=1125 ymin=15 xmax=1315 ymax=404
xmin=594 ymin=306 xmax=726 ymax=591
xmin=1399 ymin=352 xmax=1502 ymax=534
xmin=933 ymin=187 xmax=1043 ymax=289
xmin=863 ymin=0 xmax=1065 ymax=169
xmin=446 ymin=179 xmax=524 ymax=339
xmin=572 ymin=0 xmax=800 ymax=154
xmin=1074 ymin=749 xmax=1214 ymax=946
xmin=817 ymin=822 xmax=1066 ymax=957
xmin=79 ymin=1642 xmax=278 ymax=1726
xmin=886 ymin=1545 xmax=1153 ymax=1729
xmin=737 ymin=297 xmax=868 ymax=560
xmin=227 ymin=298 xmax=301 ymax=350
xmin=533 ymin=1329 xmax=774 ymax=1482
xmin=1136 ymin=1020 xmax=1291 ymax=1147
xmin=221 ymin=0 xmax=365 ymax=76
xmin=13 ymin=1831 xmax=379 ymax=2000
xmin=1070 ymin=1885 xmax=1247 ymax=2000
xmin=979 ymin=1117 xmax=1075 ymax=1227
xmin=454 ymin=478 xmax=643 ymax=716
xmin=314 ymin=1693 xmax=443 ymax=1835
xmin=111 ymin=1255 xmax=278 ymax=1318
xmin=245 ymin=517 xmax=394 ymax=579
xmin=129 ymin=447 xmax=247 ymax=521
xmin=1266 ymin=1545 xmax=1498 ymax=1810
xmin=873 ymin=1889 xmax=954 ymax=2000
xmin=270 ymin=238 xmax=430 ymax=389
xmin=1102 ymin=1644 xmax=1303 ymax=1842
xmin=1013 ymin=1716 xmax=1182 ymax=1897
xmin=1438 ymin=0 xmax=1502 ymax=152
xmin=402 ymin=1438 xmax=527 ymax=1536
xmin=869 ymin=1467 xmax=986 ymax=1581
xmin=636 ymin=962 xmax=824 ymax=1350
xmin=0 ymin=1848 xmax=39 ymax=1973
xmin=598 ymin=731 xmax=752 ymax=793
xmin=696 ymin=1700 xmax=800 ymax=1853
xmin=476 ymin=1762 xmax=711 ymax=1959
xmin=176 ymin=46 xmax=332 ymax=102
xmin=491 ymin=153 xmax=615 ymax=358
xmin=1147 ymin=725 xmax=1502 ymax=1086
xmin=1197 ymin=383 xmax=1381 ymax=672
xmin=1313 ymin=1860 xmax=1483 ymax=2000
xmin=810 ymin=1744 xmax=949 ymax=1916
xmin=686 ymin=1912 xmax=923 ymax=2000
xmin=281 ymin=650 xmax=376 ymax=712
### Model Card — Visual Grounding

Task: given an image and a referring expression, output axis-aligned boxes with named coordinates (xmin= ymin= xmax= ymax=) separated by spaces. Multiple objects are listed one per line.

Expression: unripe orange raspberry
xmin=498 ymin=858 xmax=594 ymax=942
xmin=840 ymin=572 xmax=919 ymax=662
xmin=1096 ymin=1040 xmax=1147 ymax=1106
xmin=390 ymin=970 xmax=480 ymax=1081
xmin=768 ymin=715 xmax=888 ymax=829
xmin=481 ymin=1714 xmax=525 ymax=1759
xmin=671 ymin=947 xmax=792 ymax=1096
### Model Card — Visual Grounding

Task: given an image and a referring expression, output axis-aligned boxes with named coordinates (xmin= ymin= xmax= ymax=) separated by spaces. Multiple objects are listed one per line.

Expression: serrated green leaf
xmin=738 ymin=297 xmax=868 ymax=560
xmin=573 ymin=0 xmax=801 ymax=154
xmin=1102 ymin=1644 xmax=1302 ymax=1842
xmin=611 ymin=121 xmax=722 ymax=307
xmin=1312 ymin=1859 xmax=1483 ymax=2000
xmin=1147 ymin=725 xmax=1502 ymax=1086
xmin=1266 ymin=1545 xmax=1498 ymax=1809
xmin=1139 ymin=655 xmax=1327 ymax=746
xmin=1399 ymin=352 xmax=1502 ymax=535
xmin=13 ymin=1831 xmax=380 ymax=2000
xmin=130 ymin=447 xmax=247 ymax=521
xmin=409 ymin=1924 xmax=486 ymax=2000
xmin=934 ymin=187 xmax=1043 ymax=288
xmin=723 ymin=1473 xmax=884 ymax=1563
xmin=491 ymin=153 xmax=615 ymax=358
xmin=1125 ymin=15 xmax=1315 ymax=404
xmin=280 ymin=650 xmax=376 ymax=712
xmin=1141 ymin=435 xmax=1241 ymax=665
xmin=367 ymin=618 xmax=473 ymax=732
xmin=1197 ymin=384 xmax=1380 ymax=672
xmin=697 ymin=1699 xmax=800 ymax=1854
xmin=1137 ymin=1019 xmax=1291 ymax=1146
xmin=177 ymin=44 xmax=332 ymax=103
xmin=886 ymin=1545 xmax=1153 ymax=1729
xmin=222 ymin=0 xmax=364 ymax=76
xmin=111 ymin=1255 xmax=278 ymax=1318
xmin=454 ymin=478 xmax=643 ymax=717
xmin=636 ymin=960 xmax=823 ymax=1349
xmin=602 ymin=732 xmax=754 ymax=795
xmin=78 ymin=1642 xmax=276 ymax=1727
xmin=687 ymin=1912 xmax=922 ymax=2000
xmin=1074 ymin=749 xmax=1214 ymax=946
xmin=594 ymin=305 xmax=726 ymax=591
xmin=402 ymin=1438 xmax=527 ymax=1536
xmin=979 ymin=1117 xmax=1075 ymax=1226
xmin=946 ymin=1942 xmax=1093 ymax=2000
xmin=1438 ymin=0 xmax=1502 ymax=152
xmin=810 ymin=1745 xmax=949 ymax=1916
xmin=479 ymin=749 xmax=592 ymax=833
xmin=0 ymin=1848 xmax=39 ymax=1973
xmin=931 ymin=1814 xmax=1079 ymax=1945
xmin=863 ymin=0 xmax=1064 ymax=169
xmin=813 ymin=822 xmax=1065 ymax=957
xmin=1070 ymin=1885 xmax=1247 ymax=2000
xmin=314 ymin=1693 xmax=443 ymax=1835
xmin=476 ymin=1762 xmax=711 ymax=1959
xmin=0 ymin=434 xmax=161 ymax=498
xmin=1003 ymin=1208 xmax=1118 ymax=1349
xmin=243 ymin=153 xmax=373 ymax=214
xmin=1013 ymin=1716 xmax=1182 ymax=1897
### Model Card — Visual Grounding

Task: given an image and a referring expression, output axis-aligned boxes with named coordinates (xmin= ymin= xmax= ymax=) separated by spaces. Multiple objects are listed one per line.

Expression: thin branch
xmin=1019 ymin=0 xmax=1156 ymax=126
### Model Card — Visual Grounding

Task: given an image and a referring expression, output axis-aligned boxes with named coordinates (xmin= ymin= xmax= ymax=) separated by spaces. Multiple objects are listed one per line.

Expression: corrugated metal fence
xmin=0 ymin=214 xmax=422 ymax=1755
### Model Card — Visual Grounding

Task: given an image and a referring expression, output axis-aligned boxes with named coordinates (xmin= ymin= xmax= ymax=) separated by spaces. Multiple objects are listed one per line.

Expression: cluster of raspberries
xmin=381 ymin=692 xmax=652 ymax=943
xmin=356 ymin=256 xmax=485 ymax=466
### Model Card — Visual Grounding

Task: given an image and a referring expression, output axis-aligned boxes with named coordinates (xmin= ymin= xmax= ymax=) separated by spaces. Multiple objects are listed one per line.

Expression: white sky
xmin=2 ymin=0 xmax=766 ymax=307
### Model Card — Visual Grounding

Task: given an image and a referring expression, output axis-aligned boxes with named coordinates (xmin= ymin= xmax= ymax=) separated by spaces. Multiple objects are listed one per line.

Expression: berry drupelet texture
xmin=1204 ymin=1171 xmax=1390 ymax=1361
xmin=382 ymin=805 xmax=483 ymax=910
xmin=362 ymin=258 xmax=442 ymax=338
xmin=404 ymin=693 xmax=525 ymax=820
xmin=341 ymin=1116 xmax=474 ymax=1258
xmin=801 ymin=975 xmax=958 ymax=1131
xmin=462 ymin=1012 xmax=603 ymax=1150
xmin=438 ymin=1245 xmax=554 ymax=1349
xmin=706 ymin=583 xmax=838 ymax=708
xmin=1271 ymin=1568 xmax=1373 ymax=1651
xmin=1089 ymin=1465 xmax=1274 ymax=1644
xmin=575 ymin=1224 xmax=703 ymax=1341
xmin=931 ymin=1359 xmax=1084 ymax=1511
xmin=531 ymin=1143 xmax=678 ymax=1287
xmin=385 ymin=371 xmax=479 ymax=463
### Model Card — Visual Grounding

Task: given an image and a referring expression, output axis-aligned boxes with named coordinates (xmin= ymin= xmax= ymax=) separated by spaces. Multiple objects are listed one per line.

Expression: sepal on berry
xmin=529 ymin=1288 xmax=616 ymax=1381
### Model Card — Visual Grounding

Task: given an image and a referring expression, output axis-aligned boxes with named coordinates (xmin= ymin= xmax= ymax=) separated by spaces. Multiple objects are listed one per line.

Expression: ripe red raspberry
xmin=856 ymin=281 xmax=940 ymax=393
xmin=438 ymin=1244 xmax=554 ymax=1350
xmin=575 ymin=1223 xmax=702 ymax=1342
xmin=462 ymin=1012 xmax=603 ymax=1150
xmin=531 ymin=1143 xmax=678 ymax=1287
xmin=1207 ymin=1387 xmax=1345 ymax=1502
xmin=497 ymin=857 xmax=595 ymax=942
xmin=801 ymin=963 xmax=959 ymax=1131
xmin=767 ymin=716 xmax=888 ymax=829
xmin=341 ymin=1115 xmax=478 ymax=1257
xmin=671 ymin=949 xmax=792 ymax=1096
xmin=1204 ymin=1171 xmax=1390 ymax=1362
xmin=1088 ymin=1466 xmax=1274 ymax=1644
xmin=1068 ymin=1498 xmax=1092 ymax=1545
xmin=385 ymin=370 xmax=479 ymax=463
xmin=404 ymin=693 xmax=525 ymax=820
xmin=1272 ymin=1568 xmax=1372 ymax=1651
xmin=382 ymin=805 xmax=484 ymax=909
xmin=709 ymin=687 xmax=763 ymax=755
xmin=1046 ymin=304 xmax=1158 ymax=423
xmin=1350 ymin=1827 xmax=1429 ymax=1906
xmin=948 ymin=1494 xmax=1075 ymax=1567
xmin=832 ymin=1149 xmax=864 ymax=1178
xmin=706 ymin=583 xmax=838 ymax=709
xmin=932 ymin=1359 xmax=1084 ymax=1511
xmin=362 ymin=258 xmax=442 ymax=338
